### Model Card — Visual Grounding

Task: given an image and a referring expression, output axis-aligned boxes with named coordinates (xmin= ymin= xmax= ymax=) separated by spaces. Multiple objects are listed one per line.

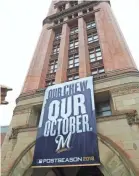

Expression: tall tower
xmin=1 ymin=1 xmax=139 ymax=176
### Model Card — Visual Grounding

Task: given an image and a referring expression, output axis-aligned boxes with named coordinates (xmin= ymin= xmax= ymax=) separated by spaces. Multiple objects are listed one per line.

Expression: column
xmin=94 ymin=2 xmax=137 ymax=72
xmin=55 ymin=23 xmax=70 ymax=83
xmin=78 ymin=17 xmax=91 ymax=78
xmin=22 ymin=24 xmax=55 ymax=93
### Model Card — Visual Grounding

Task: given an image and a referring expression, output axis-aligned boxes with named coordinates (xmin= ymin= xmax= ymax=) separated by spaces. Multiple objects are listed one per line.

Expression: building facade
xmin=0 ymin=126 xmax=9 ymax=145
xmin=1 ymin=0 xmax=139 ymax=175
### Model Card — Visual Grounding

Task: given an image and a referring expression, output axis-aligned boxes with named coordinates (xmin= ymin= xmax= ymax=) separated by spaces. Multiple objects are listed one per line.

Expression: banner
xmin=32 ymin=76 xmax=100 ymax=168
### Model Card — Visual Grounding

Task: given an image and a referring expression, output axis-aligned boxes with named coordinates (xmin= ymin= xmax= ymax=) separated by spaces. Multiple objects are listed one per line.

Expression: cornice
xmin=46 ymin=9 xmax=100 ymax=30
xmin=54 ymin=1 xmax=69 ymax=8
xmin=43 ymin=1 xmax=96 ymax=25
xmin=16 ymin=89 xmax=45 ymax=104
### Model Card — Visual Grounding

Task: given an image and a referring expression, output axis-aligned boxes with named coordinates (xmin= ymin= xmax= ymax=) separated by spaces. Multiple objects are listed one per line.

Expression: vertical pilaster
xmin=22 ymin=24 xmax=54 ymax=93
xmin=78 ymin=18 xmax=91 ymax=78
xmin=55 ymin=24 xmax=70 ymax=83
xmin=94 ymin=2 xmax=137 ymax=72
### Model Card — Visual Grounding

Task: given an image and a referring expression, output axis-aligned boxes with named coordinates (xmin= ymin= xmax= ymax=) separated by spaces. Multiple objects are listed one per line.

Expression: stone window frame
xmin=69 ymin=38 xmax=79 ymax=49
xmin=96 ymin=101 xmax=112 ymax=117
xmin=91 ymin=67 xmax=105 ymax=75
xmin=95 ymin=91 xmax=113 ymax=118
xmin=48 ymin=60 xmax=58 ymax=73
xmin=88 ymin=32 xmax=99 ymax=43
xmin=67 ymin=74 xmax=79 ymax=81
xmin=89 ymin=46 xmax=102 ymax=62
xmin=68 ymin=53 xmax=79 ymax=68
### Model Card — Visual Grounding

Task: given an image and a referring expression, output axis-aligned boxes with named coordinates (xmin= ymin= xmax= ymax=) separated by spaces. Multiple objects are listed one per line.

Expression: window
xmin=52 ymin=45 xmax=60 ymax=54
xmin=70 ymin=1 xmax=78 ymax=7
xmin=87 ymin=21 xmax=96 ymax=29
xmin=60 ymin=18 xmax=63 ymax=23
xmin=89 ymin=47 xmax=102 ymax=62
xmin=70 ymin=27 xmax=78 ymax=35
xmin=96 ymin=101 xmax=112 ymax=117
xmin=54 ymin=20 xmax=58 ymax=25
xmin=88 ymin=32 xmax=98 ymax=43
xmin=88 ymin=7 xmax=93 ymax=12
xmin=74 ymin=13 xmax=78 ymax=18
xmin=48 ymin=60 xmax=58 ymax=73
xmin=68 ymin=53 xmax=79 ymax=68
xmin=68 ymin=15 xmax=72 ymax=20
xmin=46 ymin=80 xmax=55 ymax=86
xmin=83 ymin=9 xmax=87 ymax=14
xmin=55 ymin=32 xmax=61 ymax=40
xmin=91 ymin=67 xmax=105 ymax=75
xmin=68 ymin=74 xmax=79 ymax=81
xmin=59 ymin=4 xmax=65 ymax=11
xmin=54 ymin=19 xmax=63 ymax=25
xmin=69 ymin=39 xmax=78 ymax=49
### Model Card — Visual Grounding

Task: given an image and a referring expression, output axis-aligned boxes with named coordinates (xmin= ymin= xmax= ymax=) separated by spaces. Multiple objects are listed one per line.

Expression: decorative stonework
xmin=9 ymin=125 xmax=37 ymax=140
xmin=13 ymin=107 xmax=32 ymax=115
xmin=125 ymin=110 xmax=139 ymax=125
xmin=44 ymin=1 xmax=95 ymax=23
xmin=9 ymin=128 xmax=19 ymax=140
xmin=16 ymin=70 xmax=139 ymax=103
xmin=97 ymin=109 xmax=139 ymax=126
xmin=111 ymin=83 xmax=139 ymax=97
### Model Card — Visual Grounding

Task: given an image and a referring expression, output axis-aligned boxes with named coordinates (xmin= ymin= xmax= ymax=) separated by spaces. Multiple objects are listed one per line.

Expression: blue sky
xmin=0 ymin=0 xmax=139 ymax=126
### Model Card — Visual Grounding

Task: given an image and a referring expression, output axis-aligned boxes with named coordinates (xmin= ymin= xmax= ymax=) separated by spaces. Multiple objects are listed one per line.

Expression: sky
xmin=0 ymin=0 xmax=139 ymax=126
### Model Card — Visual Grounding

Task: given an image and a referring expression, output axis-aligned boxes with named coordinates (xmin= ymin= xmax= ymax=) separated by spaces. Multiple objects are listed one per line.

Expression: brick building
xmin=1 ymin=0 xmax=139 ymax=176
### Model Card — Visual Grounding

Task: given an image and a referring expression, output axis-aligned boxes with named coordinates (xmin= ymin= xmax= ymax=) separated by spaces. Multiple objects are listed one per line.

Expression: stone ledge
xmin=16 ymin=70 xmax=139 ymax=103
xmin=110 ymin=82 xmax=139 ymax=97
xmin=9 ymin=109 xmax=139 ymax=140
xmin=13 ymin=102 xmax=43 ymax=115
xmin=9 ymin=125 xmax=37 ymax=140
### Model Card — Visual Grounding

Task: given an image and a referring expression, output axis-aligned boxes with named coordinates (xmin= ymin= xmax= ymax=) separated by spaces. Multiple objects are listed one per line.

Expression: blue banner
xmin=32 ymin=76 xmax=100 ymax=167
